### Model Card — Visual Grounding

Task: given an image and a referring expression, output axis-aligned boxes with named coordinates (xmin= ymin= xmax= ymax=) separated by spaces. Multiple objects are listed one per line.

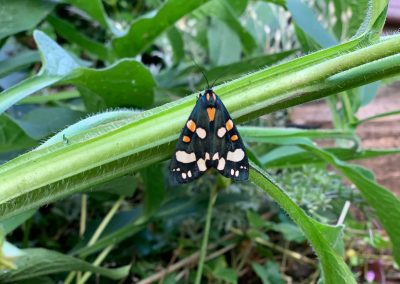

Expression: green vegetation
xmin=0 ymin=0 xmax=399 ymax=283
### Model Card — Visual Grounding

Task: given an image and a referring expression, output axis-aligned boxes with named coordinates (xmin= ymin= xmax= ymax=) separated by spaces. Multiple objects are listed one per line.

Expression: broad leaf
xmin=112 ymin=0 xmax=211 ymax=57
xmin=0 ymin=0 xmax=55 ymax=40
xmin=0 ymin=31 xmax=155 ymax=114
xmin=250 ymin=164 xmax=355 ymax=284
xmin=0 ymin=248 xmax=129 ymax=282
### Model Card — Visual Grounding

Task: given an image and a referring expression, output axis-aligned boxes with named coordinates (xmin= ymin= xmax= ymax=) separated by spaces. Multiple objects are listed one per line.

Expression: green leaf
xmin=47 ymin=15 xmax=110 ymax=61
xmin=63 ymin=0 xmax=112 ymax=31
xmin=250 ymin=164 xmax=356 ymax=283
xmin=260 ymin=146 xmax=400 ymax=168
xmin=245 ymin=133 xmax=400 ymax=265
xmin=14 ymin=107 xmax=84 ymax=140
xmin=212 ymin=267 xmax=238 ymax=284
xmin=0 ymin=248 xmax=129 ymax=282
xmin=0 ymin=30 xmax=155 ymax=114
xmin=167 ymin=26 xmax=185 ymax=65
xmin=0 ymin=0 xmax=55 ymax=40
xmin=252 ymin=262 xmax=272 ymax=284
xmin=0 ymin=51 xmax=40 ymax=78
xmin=0 ymin=209 xmax=35 ymax=234
xmin=207 ymin=18 xmax=241 ymax=66
xmin=0 ymin=115 xmax=37 ymax=152
xmin=355 ymin=0 xmax=388 ymax=38
xmin=269 ymin=222 xmax=305 ymax=243
xmin=35 ymin=30 xmax=81 ymax=76
xmin=141 ymin=163 xmax=165 ymax=218
xmin=252 ymin=262 xmax=285 ymax=284
xmin=247 ymin=210 xmax=267 ymax=229
xmin=300 ymin=143 xmax=400 ymax=265
xmin=112 ymin=0 xmax=211 ymax=57
xmin=200 ymin=0 xmax=257 ymax=55
xmin=287 ymin=0 xmax=337 ymax=48
xmin=65 ymin=59 xmax=156 ymax=111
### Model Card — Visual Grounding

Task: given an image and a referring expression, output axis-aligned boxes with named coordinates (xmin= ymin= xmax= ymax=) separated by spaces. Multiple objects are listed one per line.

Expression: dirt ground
xmin=289 ymin=83 xmax=400 ymax=196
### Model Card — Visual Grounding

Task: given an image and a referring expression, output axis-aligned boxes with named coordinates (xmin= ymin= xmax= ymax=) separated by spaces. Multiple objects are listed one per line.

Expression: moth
xmin=170 ymin=87 xmax=249 ymax=184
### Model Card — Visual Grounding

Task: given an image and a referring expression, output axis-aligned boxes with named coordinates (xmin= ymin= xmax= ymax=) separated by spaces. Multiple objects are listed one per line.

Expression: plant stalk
xmin=195 ymin=186 xmax=217 ymax=284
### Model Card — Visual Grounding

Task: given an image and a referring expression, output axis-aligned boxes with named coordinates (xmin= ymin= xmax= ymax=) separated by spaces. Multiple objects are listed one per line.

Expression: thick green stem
xmin=195 ymin=186 xmax=217 ymax=284
xmin=1 ymin=36 xmax=400 ymax=218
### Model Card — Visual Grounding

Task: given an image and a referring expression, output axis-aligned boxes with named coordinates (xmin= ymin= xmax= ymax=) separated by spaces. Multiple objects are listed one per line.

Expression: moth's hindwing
xmin=170 ymin=90 xmax=249 ymax=184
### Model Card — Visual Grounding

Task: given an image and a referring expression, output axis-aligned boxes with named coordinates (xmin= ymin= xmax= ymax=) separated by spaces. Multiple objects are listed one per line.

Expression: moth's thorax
xmin=202 ymin=89 xmax=217 ymax=106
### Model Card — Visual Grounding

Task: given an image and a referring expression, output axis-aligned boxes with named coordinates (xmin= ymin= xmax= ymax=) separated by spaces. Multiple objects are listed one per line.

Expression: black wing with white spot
xmin=170 ymin=89 xmax=248 ymax=184
xmin=169 ymin=95 xmax=211 ymax=184
xmin=213 ymin=97 xmax=249 ymax=181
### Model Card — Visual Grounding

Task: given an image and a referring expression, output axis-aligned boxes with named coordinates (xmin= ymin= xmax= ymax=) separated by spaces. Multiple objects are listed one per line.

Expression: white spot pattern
xmin=197 ymin=159 xmax=207 ymax=172
xmin=212 ymin=152 xmax=219 ymax=160
xmin=226 ymin=149 xmax=245 ymax=162
xmin=176 ymin=151 xmax=196 ymax=163
xmin=217 ymin=127 xmax=226 ymax=138
xmin=217 ymin=158 xmax=225 ymax=170
xmin=196 ymin=127 xmax=206 ymax=139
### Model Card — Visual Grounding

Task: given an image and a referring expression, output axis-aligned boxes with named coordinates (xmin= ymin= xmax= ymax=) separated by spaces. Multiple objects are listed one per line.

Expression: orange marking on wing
xmin=183 ymin=135 xmax=191 ymax=143
xmin=186 ymin=120 xmax=196 ymax=132
xmin=231 ymin=135 xmax=238 ymax=141
xmin=207 ymin=107 xmax=216 ymax=122
xmin=206 ymin=93 xmax=210 ymax=101
xmin=226 ymin=119 xmax=234 ymax=131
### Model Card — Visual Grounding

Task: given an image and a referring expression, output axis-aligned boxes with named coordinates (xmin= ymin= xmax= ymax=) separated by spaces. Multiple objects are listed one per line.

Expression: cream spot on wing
xmin=230 ymin=169 xmax=235 ymax=176
xmin=197 ymin=159 xmax=207 ymax=172
xmin=176 ymin=151 xmax=196 ymax=163
xmin=196 ymin=127 xmax=206 ymax=139
xmin=217 ymin=127 xmax=226 ymax=138
xmin=212 ymin=152 xmax=219 ymax=160
xmin=235 ymin=170 xmax=239 ymax=177
xmin=227 ymin=149 xmax=245 ymax=162
xmin=205 ymin=153 xmax=210 ymax=160
xmin=182 ymin=172 xmax=187 ymax=179
xmin=188 ymin=170 xmax=192 ymax=178
xmin=177 ymin=168 xmax=180 ymax=171
xmin=217 ymin=158 xmax=225 ymax=171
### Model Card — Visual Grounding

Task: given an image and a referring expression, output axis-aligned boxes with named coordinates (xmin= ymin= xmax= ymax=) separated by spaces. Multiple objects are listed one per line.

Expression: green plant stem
xmin=88 ymin=195 xmax=125 ymax=246
xmin=356 ymin=109 xmax=400 ymax=125
xmin=2 ymin=36 xmax=400 ymax=224
xmin=64 ymin=196 xmax=125 ymax=284
xmin=78 ymin=245 xmax=115 ymax=284
xmin=341 ymin=92 xmax=357 ymax=126
xmin=79 ymin=194 xmax=87 ymax=238
xmin=195 ymin=186 xmax=217 ymax=284
xmin=326 ymin=96 xmax=343 ymax=129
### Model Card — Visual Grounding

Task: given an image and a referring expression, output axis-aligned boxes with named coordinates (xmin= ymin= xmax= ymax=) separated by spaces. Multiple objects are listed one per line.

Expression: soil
xmin=289 ymin=83 xmax=400 ymax=196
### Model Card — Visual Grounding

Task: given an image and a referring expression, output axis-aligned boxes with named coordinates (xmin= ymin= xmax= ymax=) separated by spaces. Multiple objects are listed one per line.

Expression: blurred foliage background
xmin=0 ymin=0 xmax=399 ymax=283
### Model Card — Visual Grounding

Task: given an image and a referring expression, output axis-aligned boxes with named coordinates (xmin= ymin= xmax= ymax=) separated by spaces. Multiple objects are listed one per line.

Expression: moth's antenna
xmin=190 ymin=54 xmax=210 ymax=90
xmin=211 ymin=69 xmax=230 ymax=89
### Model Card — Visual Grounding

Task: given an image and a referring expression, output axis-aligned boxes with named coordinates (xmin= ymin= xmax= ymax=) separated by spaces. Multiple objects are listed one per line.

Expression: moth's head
xmin=204 ymin=89 xmax=217 ymax=104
